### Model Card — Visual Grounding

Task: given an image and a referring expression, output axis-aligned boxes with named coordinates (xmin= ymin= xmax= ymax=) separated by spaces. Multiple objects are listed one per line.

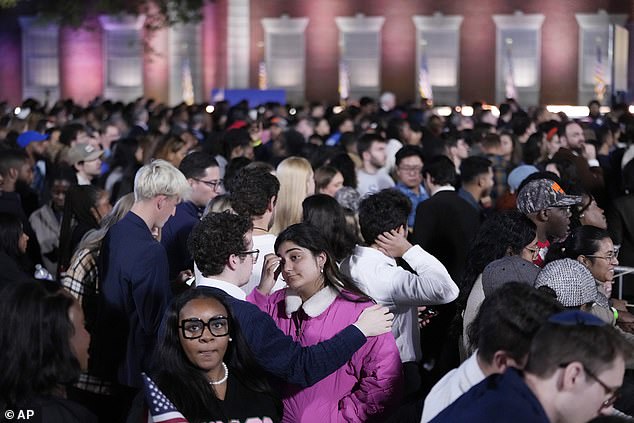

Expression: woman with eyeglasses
xmin=249 ymin=222 xmax=402 ymax=422
xmin=459 ymin=210 xmax=539 ymax=357
xmin=128 ymin=288 xmax=281 ymax=423
xmin=545 ymin=225 xmax=634 ymax=329
xmin=570 ymin=192 xmax=607 ymax=230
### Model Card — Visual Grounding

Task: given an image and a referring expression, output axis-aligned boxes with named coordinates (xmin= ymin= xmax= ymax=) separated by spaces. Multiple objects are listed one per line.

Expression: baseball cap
xmin=67 ymin=143 xmax=103 ymax=165
xmin=269 ymin=116 xmax=287 ymax=128
xmin=507 ymin=165 xmax=538 ymax=194
xmin=516 ymin=179 xmax=582 ymax=214
xmin=482 ymin=256 xmax=540 ymax=297
xmin=17 ymin=131 xmax=48 ymax=149
xmin=534 ymin=258 xmax=598 ymax=307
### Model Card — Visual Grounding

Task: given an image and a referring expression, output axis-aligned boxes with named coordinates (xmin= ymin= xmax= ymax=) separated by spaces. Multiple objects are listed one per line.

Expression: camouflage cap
xmin=516 ymin=179 xmax=582 ymax=214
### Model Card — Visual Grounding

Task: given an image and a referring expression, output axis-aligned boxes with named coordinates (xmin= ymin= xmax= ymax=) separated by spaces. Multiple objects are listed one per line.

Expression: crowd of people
xmin=0 ymin=93 xmax=633 ymax=423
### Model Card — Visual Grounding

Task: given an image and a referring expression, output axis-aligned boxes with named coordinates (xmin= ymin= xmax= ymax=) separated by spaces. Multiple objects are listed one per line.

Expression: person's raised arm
xmin=233 ymin=298 xmax=393 ymax=387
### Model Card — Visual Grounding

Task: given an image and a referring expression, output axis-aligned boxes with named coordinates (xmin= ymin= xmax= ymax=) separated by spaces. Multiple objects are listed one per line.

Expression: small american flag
xmin=594 ymin=45 xmax=606 ymax=101
xmin=142 ymin=373 xmax=189 ymax=423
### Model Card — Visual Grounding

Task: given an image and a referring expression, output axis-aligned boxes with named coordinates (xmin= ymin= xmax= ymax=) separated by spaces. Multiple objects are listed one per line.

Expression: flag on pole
xmin=418 ymin=48 xmax=433 ymax=102
xmin=594 ymin=45 xmax=606 ymax=101
xmin=181 ymin=58 xmax=195 ymax=106
xmin=504 ymin=41 xmax=517 ymax=100
xmin=142 ymin=373 xmax=189 ymax=423
xmin=338 ymin=60 xmax=350 ymax=101
xmin=258 ymin=60 xmax=268 ymax=90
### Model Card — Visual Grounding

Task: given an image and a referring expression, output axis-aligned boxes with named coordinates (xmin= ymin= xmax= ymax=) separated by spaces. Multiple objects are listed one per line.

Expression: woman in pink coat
xmin=248 ymin=223 xmax=402 ymax=422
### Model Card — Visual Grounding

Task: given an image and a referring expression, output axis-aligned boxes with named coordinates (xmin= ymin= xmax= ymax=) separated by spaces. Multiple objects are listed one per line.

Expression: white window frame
xmin=492 ymin=11 xmax=545 ymax=106
xmin=335 ymin=14 xmax=385 ymax=100
xmin=19 ymin=17 xmax=60 ymax=104
xmin=412 ymin=13 xmax=463 ymax=105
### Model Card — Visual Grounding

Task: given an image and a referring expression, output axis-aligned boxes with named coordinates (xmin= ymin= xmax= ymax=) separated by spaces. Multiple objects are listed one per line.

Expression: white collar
xmin=76 ymin=173 xmax=92 ymax=186
xmin=431 ymin=185 xmax=455 ymax=196
xmin=285 ymin=286 xmax=338 ymax=318
xmin=195 ymin=273 xmax=246 ymax=300
xmin=353 ymin=244 xmax=396 ymax=266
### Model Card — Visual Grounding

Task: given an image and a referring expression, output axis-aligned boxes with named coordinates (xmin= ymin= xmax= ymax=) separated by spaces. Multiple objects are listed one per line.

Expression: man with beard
xmin=458 ymin=156 xmax=494 ymax=222
xmin=356 ymin=133 xmax=395 ymax=197
xmin=553 ymin=121 xmax=604 ymax=197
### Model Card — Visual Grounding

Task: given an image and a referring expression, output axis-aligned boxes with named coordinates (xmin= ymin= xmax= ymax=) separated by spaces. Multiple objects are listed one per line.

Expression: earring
xmin=229 ymin=337 xmax=233 ymax=342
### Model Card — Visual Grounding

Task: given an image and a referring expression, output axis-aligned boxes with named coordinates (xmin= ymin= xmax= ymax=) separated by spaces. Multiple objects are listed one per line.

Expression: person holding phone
xmin=341 ymin=189 xmax=458 ymax=409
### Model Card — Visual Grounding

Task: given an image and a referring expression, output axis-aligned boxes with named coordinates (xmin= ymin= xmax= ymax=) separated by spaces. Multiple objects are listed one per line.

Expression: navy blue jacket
xmin=199 ymin=286 xmax=367 ymax=387
xmin=430 ymin=368 xmax=550 ymax=423
xmin=161 ymin=201 xmax=201 ymax=280
xmin=93 ymin=211 xmax=172 ymax=388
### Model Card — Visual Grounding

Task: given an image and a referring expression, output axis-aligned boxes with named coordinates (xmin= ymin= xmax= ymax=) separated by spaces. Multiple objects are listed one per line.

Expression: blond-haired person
xmin=89 ymin=160 xmax=190 ymax=419
xmin=271 ymin=156 xmax=314 ymax=234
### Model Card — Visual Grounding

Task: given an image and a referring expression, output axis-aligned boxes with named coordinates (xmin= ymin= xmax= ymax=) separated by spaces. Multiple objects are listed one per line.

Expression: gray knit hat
xmin=482 ymin=256 xmax=540 ymax=297
xmin=534 ymin=258 xmax=598 ymax=307
xmin=516 ymin=179 xmax=582 ymax=214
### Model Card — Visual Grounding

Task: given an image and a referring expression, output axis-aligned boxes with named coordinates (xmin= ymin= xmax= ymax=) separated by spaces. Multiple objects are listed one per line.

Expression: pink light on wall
xmin=0 ymin=31 xmax=22 ymax=104
xmin=203 ymin=0 xmax=227 ymax=98
xmin=60 ymin=20 xmax=103 ymax=105
xmin=144 ymin=27 xmax=169 ymax=103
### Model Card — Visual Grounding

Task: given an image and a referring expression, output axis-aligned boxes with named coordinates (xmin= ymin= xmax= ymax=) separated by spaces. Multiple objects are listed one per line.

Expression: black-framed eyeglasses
xmin=238 ymin=249 xmax=260 ymax=262
xmin=398 ymin=165 xmax=423 ymax=174
xmin=524 ymin=246 xmax=540 ymax=260
xmin=179 ymin=317 xmax=230 ymax=339
xmin=586 ymin=248 xmax=620 ymax=262
xmin=193 ymin=178 xmax=224 ymax=190
xmin=559 ymin=363 xmax=621 ymax=408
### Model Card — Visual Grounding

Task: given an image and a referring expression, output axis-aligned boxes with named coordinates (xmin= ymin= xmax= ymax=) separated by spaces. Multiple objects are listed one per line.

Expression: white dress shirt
xmin=341 ymin=244 xmax=458 ymax=362
xmin=421 ymin=352 xmax=485 ymax=422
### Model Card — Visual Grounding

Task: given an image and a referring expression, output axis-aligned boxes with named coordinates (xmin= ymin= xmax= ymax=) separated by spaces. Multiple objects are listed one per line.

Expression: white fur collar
xmin=285 ymin=286 xmax=338 ymax=317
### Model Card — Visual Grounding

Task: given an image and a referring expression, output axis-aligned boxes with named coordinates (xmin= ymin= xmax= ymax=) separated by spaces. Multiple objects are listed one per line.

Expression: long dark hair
xmin=58 ymin=185 xmax=101 ymax=273
xmin=153 ymin=288 xmax=278 ymax=423
xmin=302 ymin=194 xmax=359 ymax=262
xmin=0 ymin=212 xmax=24 ymax=258
xmin=275 ymin=223 xmax=370 ymax=302
xmin=0 ymin=281 xmax=80 ymax=411
xmin=456 ymin=211 xmax=537 ymax=316
xmin=545 ymin=225 xmax=611 ymax=264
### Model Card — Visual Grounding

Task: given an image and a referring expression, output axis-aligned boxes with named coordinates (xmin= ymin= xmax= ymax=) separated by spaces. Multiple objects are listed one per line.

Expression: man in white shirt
xmin=341 ymin=188 xmax=458 ymax=403
xmin=421 ymin=283 xmax=563 ymax=422
xmin=356 ymin=133 xmax=395 ymax=197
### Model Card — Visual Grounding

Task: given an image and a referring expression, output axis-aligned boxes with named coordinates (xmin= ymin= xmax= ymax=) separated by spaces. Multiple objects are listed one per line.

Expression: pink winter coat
xmin=248 ymin=286 xmax=403 ymax=423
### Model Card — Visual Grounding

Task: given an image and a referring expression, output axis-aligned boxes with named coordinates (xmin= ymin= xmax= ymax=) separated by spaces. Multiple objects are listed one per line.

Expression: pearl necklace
xmin=208 ymin=362 xmax=229 ymax=385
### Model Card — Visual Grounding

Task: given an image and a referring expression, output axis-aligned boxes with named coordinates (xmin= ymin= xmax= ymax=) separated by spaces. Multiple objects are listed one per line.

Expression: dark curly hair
xmin=302 ymin=194 xmax=359 ymax=262
xmin=229 ymin=165 xmax=280 ymax=218
xmin=188 ymin=212 xmax=253 ymax=277
xmin=153 ymin=288 xmax=279 ymax=423
xmin=0 ymin=280 xmax=81 ymax=411
xmin=456 ymin=210 xmax=537 ymax=317
xmin=358 ymin=189 xmax=411 ymax=245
